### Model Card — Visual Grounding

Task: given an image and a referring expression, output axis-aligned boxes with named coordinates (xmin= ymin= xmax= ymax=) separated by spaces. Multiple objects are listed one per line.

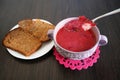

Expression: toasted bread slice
xmin=18 ymin=19 xmax=55 ymax=42
xmin=3 ymin=28 xmax=41 ymax=56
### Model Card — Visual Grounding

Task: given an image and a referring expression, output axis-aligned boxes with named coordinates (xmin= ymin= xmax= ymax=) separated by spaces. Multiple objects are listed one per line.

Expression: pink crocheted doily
xmin=53 ymin=47 xmax=100 ymax=70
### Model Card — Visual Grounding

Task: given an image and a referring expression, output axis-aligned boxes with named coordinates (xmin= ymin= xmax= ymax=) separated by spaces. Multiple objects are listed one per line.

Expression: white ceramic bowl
xmin=48 ymin=17 xmax=108 ymax=60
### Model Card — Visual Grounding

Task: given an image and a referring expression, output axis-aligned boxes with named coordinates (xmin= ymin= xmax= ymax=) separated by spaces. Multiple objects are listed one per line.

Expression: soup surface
xmin=56 ymin=16 xmax=96 ymax=52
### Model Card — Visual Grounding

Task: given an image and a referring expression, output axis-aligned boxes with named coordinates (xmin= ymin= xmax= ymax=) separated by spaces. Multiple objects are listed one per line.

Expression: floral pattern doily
xmin=53 ymin=47 xmax=100 ymax=70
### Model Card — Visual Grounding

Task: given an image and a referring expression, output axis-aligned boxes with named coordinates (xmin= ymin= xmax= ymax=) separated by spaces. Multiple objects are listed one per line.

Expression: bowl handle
xmin=99 ymin=35 xmax=108 ymax=46
xmin=47 ymin=29 xmax=54 ymax=40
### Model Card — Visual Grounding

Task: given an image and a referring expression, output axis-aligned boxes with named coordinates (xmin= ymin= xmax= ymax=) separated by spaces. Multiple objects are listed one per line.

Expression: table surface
xmin=0 ymin=0 xmax=120 ymax=80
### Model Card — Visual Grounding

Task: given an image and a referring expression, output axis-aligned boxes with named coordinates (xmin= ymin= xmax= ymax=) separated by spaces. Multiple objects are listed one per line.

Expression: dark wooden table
xmin=0 ymin=0 xmax=120 ymax=80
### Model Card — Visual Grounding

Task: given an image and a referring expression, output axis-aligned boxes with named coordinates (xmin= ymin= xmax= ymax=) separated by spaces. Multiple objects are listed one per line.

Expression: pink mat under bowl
xmin=53 ymin=47 xmax=100 ymax=70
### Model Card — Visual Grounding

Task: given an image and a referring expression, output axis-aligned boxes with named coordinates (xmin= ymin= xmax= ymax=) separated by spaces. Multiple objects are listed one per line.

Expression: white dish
xmin=6 ymin=19 xmax=54 ymax=60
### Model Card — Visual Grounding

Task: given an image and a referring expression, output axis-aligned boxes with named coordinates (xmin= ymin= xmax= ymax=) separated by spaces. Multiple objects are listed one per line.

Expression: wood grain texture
xmin=0 ymin=0 xmax=120 ymax=80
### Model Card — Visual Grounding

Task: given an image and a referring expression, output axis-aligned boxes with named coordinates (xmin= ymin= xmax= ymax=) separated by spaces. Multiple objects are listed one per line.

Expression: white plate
xmin=6 ymin=19 xmax=54 ymax=60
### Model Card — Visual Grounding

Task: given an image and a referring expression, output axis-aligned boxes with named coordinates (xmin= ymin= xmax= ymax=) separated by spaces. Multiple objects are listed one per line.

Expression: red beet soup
xmin=56 ymin=16 xmax=96 ymax=52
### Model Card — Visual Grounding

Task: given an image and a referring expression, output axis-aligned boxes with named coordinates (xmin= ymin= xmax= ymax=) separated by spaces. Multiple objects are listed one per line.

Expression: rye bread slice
xmin=3 ymin=28 xmax=41 ymax=56
xmin=18 ymin=19 xmax=55 ymax=42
